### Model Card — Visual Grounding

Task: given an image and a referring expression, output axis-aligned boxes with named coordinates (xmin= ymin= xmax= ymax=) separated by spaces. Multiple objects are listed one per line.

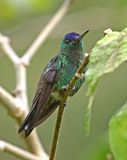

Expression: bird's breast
xmin=56 ymin=62 xmax=78 ymax=90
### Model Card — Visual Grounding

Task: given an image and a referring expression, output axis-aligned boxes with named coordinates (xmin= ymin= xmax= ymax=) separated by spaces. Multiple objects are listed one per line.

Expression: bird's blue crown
xmin=64 ymin=32 xmax=80 ymax=41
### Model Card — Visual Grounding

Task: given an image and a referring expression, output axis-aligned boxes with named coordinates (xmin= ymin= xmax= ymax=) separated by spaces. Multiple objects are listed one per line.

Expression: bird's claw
xmin=62 ymin=102 xmax=67 ymax=107
xmin=75 ymin=73 xmax=84 ymax=79
xmin=61 ymin=85 xmax=68 ymax=91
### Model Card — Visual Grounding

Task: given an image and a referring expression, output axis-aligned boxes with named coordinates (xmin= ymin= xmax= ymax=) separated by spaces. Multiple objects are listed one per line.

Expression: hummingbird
xmin=18 ymin=30 xmax=89 ymax=137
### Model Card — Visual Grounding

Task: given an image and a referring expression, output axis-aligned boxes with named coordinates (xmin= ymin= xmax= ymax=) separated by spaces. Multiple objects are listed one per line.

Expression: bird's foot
xmin=75 ymin=73 xmax=84 ymax=79
xmin=61 ymin=85 xmax=68 ymax=91
xmin=61 ymin=102 xmax=67 ymax=107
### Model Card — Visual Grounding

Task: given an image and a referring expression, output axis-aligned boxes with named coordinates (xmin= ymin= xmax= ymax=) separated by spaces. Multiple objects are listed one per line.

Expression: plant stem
xmin=49 ymin=105 xmax=65 ymax=160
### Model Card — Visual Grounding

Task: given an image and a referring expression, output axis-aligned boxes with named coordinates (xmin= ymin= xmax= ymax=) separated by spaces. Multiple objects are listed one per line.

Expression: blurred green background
xmin=0 ymin=0 xmax=127 ymax=159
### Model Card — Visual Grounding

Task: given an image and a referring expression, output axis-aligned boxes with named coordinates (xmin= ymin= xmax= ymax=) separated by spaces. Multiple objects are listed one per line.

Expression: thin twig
xmin=15 ymin=62 xmax=28 ymax=106
xmin=23 ymin=131 xmax=48 ymax=159
xmin=49 ymin=53 xmax=90 ymax=160
xmin=21 ymin=0 xmax=74 ymax=66
xmin=0 ymin=33 xmax=19 ymax=64
xmin=0 ymin=140 xmax=42 ymax=160
xmin=49 ymin=105 xmax=65 ymax=160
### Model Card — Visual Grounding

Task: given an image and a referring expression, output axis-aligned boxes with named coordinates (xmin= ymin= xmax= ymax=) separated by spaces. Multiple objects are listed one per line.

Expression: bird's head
xmin=61 ymin=30 xmax=89 ymax=50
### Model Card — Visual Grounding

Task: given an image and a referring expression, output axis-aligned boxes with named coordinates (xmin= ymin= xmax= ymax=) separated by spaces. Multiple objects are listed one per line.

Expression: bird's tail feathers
xmin=18 ymin=122 xmax=33 ymax=137
xmin=18 ymin=109 xmax=35 ymax=137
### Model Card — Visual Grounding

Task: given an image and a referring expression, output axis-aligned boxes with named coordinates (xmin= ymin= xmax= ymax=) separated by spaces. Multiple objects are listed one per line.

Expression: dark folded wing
xmin=34 ymin=70 xmax=57 ymax=119
xmin=18 ymin=56 xmax=59 ymax=134
xmin=33 ymin=101 xmax=60 ymax=128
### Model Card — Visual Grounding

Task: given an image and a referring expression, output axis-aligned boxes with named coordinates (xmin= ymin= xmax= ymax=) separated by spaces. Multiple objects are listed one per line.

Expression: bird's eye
xmin=65 ymin=39 xmax=70 ymax=44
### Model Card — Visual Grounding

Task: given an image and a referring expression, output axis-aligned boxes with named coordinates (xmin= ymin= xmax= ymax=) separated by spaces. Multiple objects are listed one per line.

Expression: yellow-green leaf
xmin=85 ymin=28 xmax=127 ymax=134
xmin=109 ymin=103 xmax=127 ymax=160
xmin=86 ymin=28 xmax=127 ymax=96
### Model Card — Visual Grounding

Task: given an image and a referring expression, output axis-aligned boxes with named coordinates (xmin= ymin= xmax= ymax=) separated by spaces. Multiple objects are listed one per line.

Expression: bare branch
xmin=0 ymin=86 xmax=24 ymax=117
xmin=0 ymin=86 xmax=48 ymax=158
xmin=22 ymin=131 xmax=48 ymax=159
xmin=0 ymin=140 xmax=42 ymax=160
xmin=14 ymin=62 xmax=28 ymax=106
xmin=0 ymin=33 xmax=19 ymax=64
xmin=21 ymin=0 xmax=74 ymax=66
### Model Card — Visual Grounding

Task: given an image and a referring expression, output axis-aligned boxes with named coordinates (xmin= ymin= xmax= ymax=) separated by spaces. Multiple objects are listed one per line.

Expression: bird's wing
xmin=33 ymin=61 xmax=58 ymax=119
xmin=18 ymin=56 xmax=59 ymax=135
xmin=32 ymin=101 xmax=60 ymax=128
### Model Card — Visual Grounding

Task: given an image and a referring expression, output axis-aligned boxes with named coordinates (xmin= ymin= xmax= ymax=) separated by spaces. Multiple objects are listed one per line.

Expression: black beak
xmin=74 ymin=30 xmax=89 ymax=43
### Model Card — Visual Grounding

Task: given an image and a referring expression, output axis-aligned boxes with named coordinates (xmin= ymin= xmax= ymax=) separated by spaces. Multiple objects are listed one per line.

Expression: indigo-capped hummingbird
xmin=18 ymin=30 xmax=89 ymax=137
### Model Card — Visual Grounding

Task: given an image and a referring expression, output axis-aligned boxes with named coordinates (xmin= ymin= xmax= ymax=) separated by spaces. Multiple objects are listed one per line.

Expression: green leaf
xmin=84 ymin=28 xmax=127 ymax=134
xmin=109 ymin=103 xmax=127 ymax=160
xmin=86 ymin=28 xmax=127 ymax=95
xmin=84 ymin=95 xmax=94 ymax=135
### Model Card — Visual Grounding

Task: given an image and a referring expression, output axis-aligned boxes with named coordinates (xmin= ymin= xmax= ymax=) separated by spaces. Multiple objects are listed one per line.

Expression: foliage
xmin=86 ymin=28 xmax=127 ymax=96
xmin=85 ymin=28 xmax=127 ymax=159
xmin=109 ymin=103 xmax=127 ymax=160
xmin=0 ymin=0 xmax=63 ymax=29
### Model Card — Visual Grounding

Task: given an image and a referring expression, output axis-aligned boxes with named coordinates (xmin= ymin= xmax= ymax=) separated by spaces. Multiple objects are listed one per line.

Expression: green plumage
xmin=18 ymin=30 xmax=89 ymax=137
